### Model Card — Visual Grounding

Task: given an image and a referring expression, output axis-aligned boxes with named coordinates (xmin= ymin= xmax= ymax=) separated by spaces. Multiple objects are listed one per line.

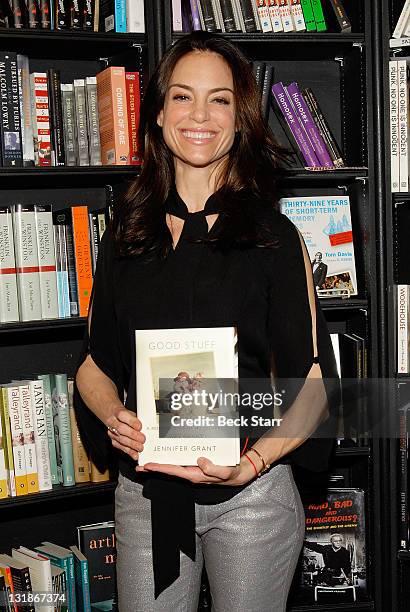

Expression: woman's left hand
xmin=135 ymin=455 xmax=257 ymax=486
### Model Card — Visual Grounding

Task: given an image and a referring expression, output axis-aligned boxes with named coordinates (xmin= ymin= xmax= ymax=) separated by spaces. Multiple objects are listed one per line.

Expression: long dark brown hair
xmin=112 ymin=31 xmax=288 ymax=257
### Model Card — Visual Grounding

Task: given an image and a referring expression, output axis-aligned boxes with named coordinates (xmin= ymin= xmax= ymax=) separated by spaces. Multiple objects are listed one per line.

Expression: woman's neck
xmin=174 ymin=159 xmax=224 ymax=213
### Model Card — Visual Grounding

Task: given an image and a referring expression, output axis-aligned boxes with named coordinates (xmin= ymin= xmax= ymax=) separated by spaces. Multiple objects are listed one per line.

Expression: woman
xmin=75 ymin=32 xmax=339 ymax=612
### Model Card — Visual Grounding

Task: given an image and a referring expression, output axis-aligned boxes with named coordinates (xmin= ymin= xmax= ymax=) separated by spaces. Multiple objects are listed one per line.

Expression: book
xmin=90 ymin=461 xmax=110 ymax=482
xmin=280 ymin=195 xmax=358 ymax=296
xmin=0 ymin=555 xmax=34 ymax=611
xmin=198 ymin=0 xmax=217 ymax=32
xmin=25 ymin=379 xmax=53 ymax=491
xmin=52 ymin=373 xmax=75 ymax=486
xmin=96 ymin=65 xmax=130 ymax=165
xmin=61 ymin=83 xmax=78 ymax=166
xmin=398 ymin=381 xmax=409 ymax=549
xmin=256 ymin=0 xmax=272 ymax=33
xmin=326 ymin=0 xmax=351 ymax=33
xmin=85 ymin=76 xmax=102 ymax=166
xmin=237 ymin=0 xmax=257 ymax=32
xmin=12 ymin=381 xmax=39 ymax=494
xmin=0 ymin=387 xmax=16 ymax=497
xmin=0 ymin=206 xmax=19 ymax=323
xmin=73 ymin=79 xmax=90 ymax=166
xmin=267 ymin=0 xmax=283 ymax=32
xmin=70 ymin=546 xmax=91 ymax=612
xmin=37 ymin=374 xmax=59 ymax=485
xmin=82 ymin=0 xmax=93 ymax=29
xmin=12 ymin=204 xmax=42 ymax=322
xmin=219 ymin=0 xmax=236 ymax=32
xmin=172 ymin=0 xmax=183 ymax=31
xmin=126 ymin=0 xmax=144 ymax=32
xmin=397 ymin=285 xmax=410 ymax=374
xmin=135 ymin=326 xmax=240 ymax=466
xmin=261 ymin=64 xmax=274 ymax=121
xmin=99 ymin=0 xmax=125 ymax=32
xmin=0 ymin=397 xmax=8 ymax=498
xmin=36 ymin=542 xmax=75 ymax=612
xmin=397 ymin=58 xmax=409 ymax=192
xmin=52 ymin=209 xmax=80 ymax=317
xmin=68 ymin=379 xmax=90 ymax=483
xmin=277 ymin=0 xmax=293 ymax=32
xmin=310 ymin=0 xmax=326 ymax=31
xmin=77 ymin=522 xmax=116 ymax=611
xmin=40 ymin=0 xmax=51 ymax=28
xmin=288 ymin=0 xmax=305 ymax=32
xmin=302 ymin=87 xmax=345 ymax=167
xmin=53 ymin=224 xmax=70 ymax=318
xmin=2 ymin=384 xmax=28 ymax=496
xmin=30 ymin=72 xmax=52 ymax=166
xmin=300 ymin=0 xmax=316 ymax=31
xmin=0 ymin=562 xmax=17 ymax=612
xmin=389 ymin=59 xmax=400 ymax=192
xmin=189 ymin=0 xmax=202 ymax=30
xmin=17 ymin=54 xmax=35 ymax=167
xmin=271 ymin=82 xmax=320 ymax=167
xmin=34 ymin=204 xmax=59 ymax=319
xmin=298 ymin=488 xmax=367 ymax=604
xmin=26 ymin=0 xmax=41 ymax=27
xmin=12 ymin=548 xmax=53 ymax=612
xmin=47 ymin=68 xmax=65 ymax=166
xmin=68 ymin=0 xmax=81 ymax=28
xmin=125 ymin=71 xmax=141 ymax=165
xmin=0 ymin=51 xmax=23 ymax=167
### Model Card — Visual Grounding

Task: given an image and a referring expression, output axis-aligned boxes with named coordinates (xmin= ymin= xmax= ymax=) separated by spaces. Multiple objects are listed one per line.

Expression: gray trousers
xmin=115 ymin=464 xmax=305 ymax=612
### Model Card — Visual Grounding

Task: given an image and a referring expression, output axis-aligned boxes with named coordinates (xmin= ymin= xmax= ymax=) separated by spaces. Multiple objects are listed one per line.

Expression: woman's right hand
xmin=106 ymin=408 xmax=145 ymax=462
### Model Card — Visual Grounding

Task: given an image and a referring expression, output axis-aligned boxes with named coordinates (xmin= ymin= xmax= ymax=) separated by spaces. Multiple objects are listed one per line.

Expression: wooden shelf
xmin=0 ymin=481 xmax=116 ymax=509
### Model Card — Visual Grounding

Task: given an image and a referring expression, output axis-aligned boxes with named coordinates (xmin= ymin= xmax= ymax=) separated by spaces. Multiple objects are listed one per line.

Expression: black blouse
xmin=74 ymin=186 xmax=339 ymax=598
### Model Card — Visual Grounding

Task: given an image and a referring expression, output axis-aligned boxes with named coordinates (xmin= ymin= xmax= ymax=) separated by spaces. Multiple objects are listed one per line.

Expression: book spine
xmin=302 ymin=87 xmax=344 ymax=167
xmin=100 ymin=66 xmax=129 ymax=165
xmin=80 ymin=558 xmax=91 ymax=612
xmin=389 ymin=60 xmax=400 ymax=192
xmin=327 ymin=0 xmax=351 ymax=32
xmin=260 ymin=64 xmax=273 ymax=121
xmin=0 ymin=394 xmax=9 ymax=498
xmin=71 ymin=206 xmax=93 ymax=317
xmin=56 ymin=0 xmax=68 ymax=28
xmin=172 ymin=0 xmax=183 ymax=31
xmin=82 ymin=0 xmax=93 ymax=29
xmin=238 ymin=0 xmax=257 ymax=31
xmin=271 ymin=82 xmax=320 ymax=167
xmin=68 ymin=0 xmax=81 ymax=28
xmin=253 ymin=61 xmax=265 ymax=92
xmin=219 ymin=0 xmax=236 ymax=31
xmin=65 ymin=222 xmax=79 ymax=316
xmin=231 ymin=0 xmax=246 ymax=31
xmin=85 ymin=76 xmax=102 ymax=166
xmin=398 ymin=59 xmax=409 ymax=192
xmin=17 ymin=383 xmax=39 ymax=494
xmin=397 ymin=285 xmax=409 ymax=374
xmin=0 ymin=389 xmax=16 ymax=496
xmin=17 ymin=54 xmax=35 ymax=167
xmin=213 ymin=0 xmax=225 ymax=31
xmin=40 ymin=0 xmax=51 ymax=28
xmin=113 ymin=0 xmax=125 ymax=32
xmin=89 ymin=212 xmax=99 ymax=274
xmin=277 ymin=0 xmax=293 ymax=31
xmin=59 ymin=225 xmax=71 ymax=318
xmin=47 ymin=69 xmax=65 ymax=166
xmin=34 ymin=205 xmax=59 ymax=319
xmin=256 ymin=1 xmax=272 ymax=32
xmin=68 ymin=379 xmax=90 ymax=483
xmin=61 ymin=84 xmax=77 ymax=166
xmin=126 ymin=0 xmax=144 ymax=32
xmin=288 ymin=0 xmax=305 ymax=31
xmin=30 ymin=72 xmax=52 ymax=166
xmin=0 ymin=51 xmax=23 ymax=167
xmin=12 ymin=204 xmax=43 ymax=321
xmin=37 ymin=374 xmax=59 ymax=485
xmin=10 ymin=0 xmax=24 ymax=29
xmin=125 ymin=72 xmax=141 ymax=165
xmin=189 ymin=0 xmax=202 ymax=30
xmin=54 ymin=374 xmax=75 ymax=487
xmin=310 ymin=0 xmax=326 ymax=31
xmin=0 ymin=207 xmax=19 ymax=323
xmin=399 ymin=401 xmax=409 ymax=548
xmin=7 ymin=386 xmax=28 ymax=496
xmin=53 ymin=225 xmax=65 ymax=318
xmin=26 ymin=0 xmax=41 ymax=27
xmin=73 ymin=79 xmax=90 ymax=166
xmin=93 ymin=0 xmax=100 ymax=31
xmin=90 ymin=461 xmax=110 ymax=482
xmin=250 ymin=0 xmax=262 ymax=30
xmin=286 ymin=82 xmax=333 ymax=167
xmin=300 ymin=0 xmax=315 ymax=30
xmin=29 ymin=380 xmax=52 ymax=491
xmin=198 ymin=0 xmax=217 ymax=31
xmin=267 ymin=0 xmax=282 ymax=32
xmin=393 ymin=0 xmax=410 ymax=38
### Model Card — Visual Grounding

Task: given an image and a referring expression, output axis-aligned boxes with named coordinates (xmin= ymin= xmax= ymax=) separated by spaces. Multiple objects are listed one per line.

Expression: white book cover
xmin=172 ymin=0 xmax=183 ymax=31
xmin=256 ymin=0 xmax=273 ymax=32
xmin=34 ymin=204 xmax=59 ymax=320
xmin=25 ymin=379 xmax=53 ymax=491
xmin=397 ymin=285 xmax=409 ymax=374
xmin=390 ymin=59 xmax=400 ymax=192
xmin=2 ymin=384 xmax=28 ymax=496
xmin=288 ymin=0 xmax=305 ymax=31
xmin=29 ymin=72 xmax=52 ymax=167
xmin=213 ymin=0 xmax=225 ymax=31
xmin=268 ymin=0 xmax=283 ymax=32
xmin=13 ymin=382 xmax=39 ymax=494
xmin=250 ymin=0 xmax=262 ymax=30
xmin=278 ymin=0 xmax=293 ymax=31
xmin=0 ymin=402 xmax=8 ymax=498
xmin=399 ymin=0 xmax=410 ymax=37
xmin=126 ymin=0 xmax=145 ymax=32
xmin=390 ymin=36 xmax=410 ymax=47
xmin=135 ymin=327 xmax=240 ymax=466
xmin=232 ymin=0 xmax=246 ymax=32
xmin=85 ymin=76 xmax=102 ymax=166
xmin=12 ymin=204 xmax=42 ymax=321
xmin=280 ymin=195 xmax=358 ymax=297
xmin=12 ymin=547 xmax=53 ymax=612
xmin=397 ymin=58 xmax=409 ymax=192
xmin=0 ymin=206 xmax=19 ymax=323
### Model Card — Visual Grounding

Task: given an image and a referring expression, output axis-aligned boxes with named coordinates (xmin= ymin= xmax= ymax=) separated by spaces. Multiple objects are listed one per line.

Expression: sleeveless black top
xmin=74 ymin=186 xmax=339 ymax=598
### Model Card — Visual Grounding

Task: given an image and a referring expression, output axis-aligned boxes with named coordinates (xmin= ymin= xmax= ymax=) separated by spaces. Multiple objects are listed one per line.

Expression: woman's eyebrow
xmin=168 ymin=83 xmax=234 ymax=94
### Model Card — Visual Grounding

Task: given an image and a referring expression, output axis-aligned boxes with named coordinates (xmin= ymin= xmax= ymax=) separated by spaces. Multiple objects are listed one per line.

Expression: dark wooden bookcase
xmin=0 ymin=1 xmax=398 ymax=610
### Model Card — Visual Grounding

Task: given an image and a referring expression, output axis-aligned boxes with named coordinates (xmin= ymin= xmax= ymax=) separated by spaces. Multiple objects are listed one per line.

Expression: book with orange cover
xmin=96 ymin=66 xmax=129 ymax=165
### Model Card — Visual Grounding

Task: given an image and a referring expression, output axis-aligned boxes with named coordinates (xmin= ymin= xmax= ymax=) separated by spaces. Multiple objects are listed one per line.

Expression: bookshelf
xmin=0 ymin=1 xmax=396 ymax=611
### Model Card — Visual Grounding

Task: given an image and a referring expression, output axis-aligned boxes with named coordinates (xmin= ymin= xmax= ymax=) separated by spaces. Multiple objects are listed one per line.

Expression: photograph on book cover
xmin=319 ymin=270 xmax=356 ymax=298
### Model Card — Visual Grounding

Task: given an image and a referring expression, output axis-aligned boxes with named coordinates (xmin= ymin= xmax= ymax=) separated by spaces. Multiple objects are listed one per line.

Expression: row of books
xmin=389 ymin=58 xmax=410 ymax=193
xmin=173 ymin=0 xmax=352 ymax=34
xmin=0 ymin=0 xmax=145 ymax=33
xmin=0 ymin=203 xmax=108 ymax=323
xmin=0 ymin=52 xmax=141 ymax=168
xmin=272 ymin=80 xmax=345 ymax=168
xmin=0 ymin=521 xmax=116 ymax=611
xmin=0 ymin=372 xmax=111 ymax=500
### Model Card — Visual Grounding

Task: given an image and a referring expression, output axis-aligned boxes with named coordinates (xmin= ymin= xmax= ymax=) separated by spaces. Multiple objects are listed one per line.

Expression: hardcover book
xmin=0 ymin=51 xmax=23 ymax=167
xmin=280 ymin=195 xmax=358 ymax=296
xmin=34 ymin=204 xmax=59 ymax=320
xmin=17 ymin=54 xmax=35 ymax=167
xmin=298 ymin=488 xmax=367 ymax=604
xmin=96 ymin=66 xmax=130 ymax=165
xmin=0 ymin=206 xmax=19 ymax=323
xmin=85 ymin=76 xmax=102 ymax=166
xmin=61 ymin=83 xmax=78 ymax=166
xmin=135 ymin=327 xmax=240 ymax=466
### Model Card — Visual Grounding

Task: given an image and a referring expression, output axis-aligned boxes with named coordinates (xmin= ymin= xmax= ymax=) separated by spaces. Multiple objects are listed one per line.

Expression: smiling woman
xmin=74 ymin=31 xmax=339 ymax=612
